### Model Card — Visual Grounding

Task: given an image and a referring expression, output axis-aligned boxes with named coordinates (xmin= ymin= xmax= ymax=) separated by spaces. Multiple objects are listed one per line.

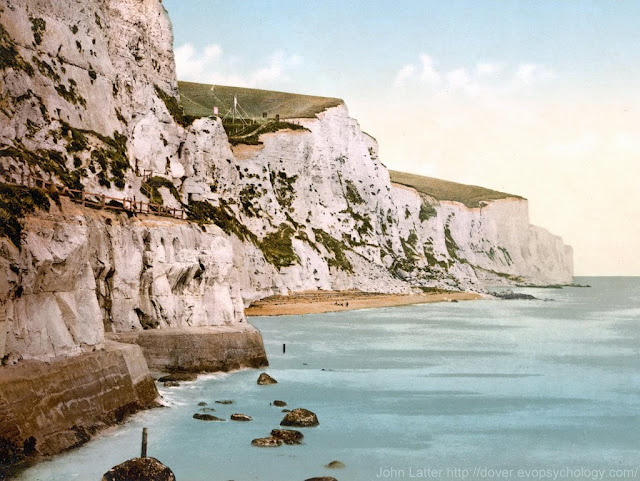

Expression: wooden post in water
xmin=141 ymin=427 xmax=148 ymax=458
xmin=283 ymin=343 xmax=286 ymax=354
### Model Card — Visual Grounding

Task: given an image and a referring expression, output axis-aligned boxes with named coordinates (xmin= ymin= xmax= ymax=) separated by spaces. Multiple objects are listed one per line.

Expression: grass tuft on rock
xmin=0 ymin=183 xmax=56 ymax=246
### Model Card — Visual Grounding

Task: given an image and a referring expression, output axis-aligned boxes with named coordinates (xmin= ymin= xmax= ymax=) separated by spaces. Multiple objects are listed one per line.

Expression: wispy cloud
xmin=174 ymin=43 xmax=303 ymax=88
xmin=393 ymin=54 xmax=554 ymax=98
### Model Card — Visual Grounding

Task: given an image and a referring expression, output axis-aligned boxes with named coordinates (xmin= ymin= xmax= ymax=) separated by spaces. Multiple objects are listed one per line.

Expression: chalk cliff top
xmin=389 ymin=170 xmax=524 ymax=208
xmin=178 ymin=81 xmax=343 ymax=119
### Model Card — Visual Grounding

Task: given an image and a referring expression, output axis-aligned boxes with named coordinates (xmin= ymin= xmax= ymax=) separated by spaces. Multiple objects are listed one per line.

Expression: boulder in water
xmin=280 ymin=408 xmax=319 ymax=427
xmin=101 ymin=457 xmax=175 ymax=481
xmin=251 ymin=436 xmax=283 ymax=447
xmin=230 ymin=413 xmax=252 ymax=421
xmin=257 ymin=373 xmax=278 ymax=385
xmin=192 ymin=413 xmax=224 ymax=421
xmin=157 ymin=372 xmax=197 ymax=382
xmin=325 ymin=460 xmax=346 ymax=469
xmin=271 ymin=429 xmax=304 ymax=445
xmin=272 ymin=400 xmax=287 ymax=407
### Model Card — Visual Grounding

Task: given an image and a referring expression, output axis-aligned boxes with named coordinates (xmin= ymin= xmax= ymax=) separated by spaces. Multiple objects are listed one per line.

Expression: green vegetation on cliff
xmin=389 ymin=170 xmax=522 ymax=208
xmin=0 ymin=183 xmax=57 ymax=246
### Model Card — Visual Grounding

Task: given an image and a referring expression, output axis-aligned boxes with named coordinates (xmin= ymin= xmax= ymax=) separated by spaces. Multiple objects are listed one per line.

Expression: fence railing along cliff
xmin=4 ymin=172 xmax=186 ymax=220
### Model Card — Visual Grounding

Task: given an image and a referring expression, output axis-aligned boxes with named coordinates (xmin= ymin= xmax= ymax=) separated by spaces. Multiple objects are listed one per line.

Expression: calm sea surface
xmin=19 ymin=278 xmax=640 ymax=481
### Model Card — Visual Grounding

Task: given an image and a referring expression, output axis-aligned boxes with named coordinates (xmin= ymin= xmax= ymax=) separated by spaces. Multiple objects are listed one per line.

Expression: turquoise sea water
xmin=19 ymin=278 xmax=640 ymax=481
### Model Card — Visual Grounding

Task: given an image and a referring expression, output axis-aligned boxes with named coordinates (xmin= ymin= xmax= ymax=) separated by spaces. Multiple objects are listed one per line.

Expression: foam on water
xmin=18 ymin=278 xmax=640 ymax=481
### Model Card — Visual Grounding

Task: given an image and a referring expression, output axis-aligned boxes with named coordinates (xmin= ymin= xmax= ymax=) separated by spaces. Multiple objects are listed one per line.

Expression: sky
xmin=163 ymin=0 xmax=640 ymax=276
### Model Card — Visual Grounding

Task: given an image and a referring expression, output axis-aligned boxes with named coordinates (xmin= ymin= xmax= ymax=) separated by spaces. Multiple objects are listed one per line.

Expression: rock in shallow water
xmin=157 ymin=372 xmax=198 ymax=382
xmin=230 ymin=413 xmax=252 ymax=421
xmin=270 ymin=429 xmax=304 ymax=445
xmin=325 ymin=460 xmax=346 ymax=469
xmin=192 ymin=413 xmax=224 ymax=421
xmin=280 ymin=408 xmax=319 ymax=427
xmin=257 ymin=373 xmax=278 ymax=385
xmin=163 ymin=381 xmax=180 ymax=387
xmin=251 ymin=436 xmax=283 ymax=447
xmin=273 ymin=400 xmax=287 ymax=407
xmin=215 ymin=400 xmax=234 ymax=405
xmin=101 ymin=457 xmax=175 ymax=481
xmin=304 ymin=478 xmax=338 ymax=481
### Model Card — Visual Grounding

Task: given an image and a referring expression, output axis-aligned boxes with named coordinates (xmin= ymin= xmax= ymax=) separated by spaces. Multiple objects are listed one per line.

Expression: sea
xmin=18 ymin=277 xmax=640 ymax=481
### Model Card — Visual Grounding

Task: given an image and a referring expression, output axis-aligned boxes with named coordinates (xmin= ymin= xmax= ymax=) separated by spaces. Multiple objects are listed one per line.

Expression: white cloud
xmin=394 ymin=64 xmax=416 ymax=87
xmin=514 ymin=63 xmax=554 ymax=86
xmin=419 ymin=54 xmax=441 ymax=85
xmin=476 ymin=61 xmax=503 ymax=77
xmin=392 ymin=54 xmax=554 ymax=99
xmin=173 ymin=43 xmax=302 ymax=88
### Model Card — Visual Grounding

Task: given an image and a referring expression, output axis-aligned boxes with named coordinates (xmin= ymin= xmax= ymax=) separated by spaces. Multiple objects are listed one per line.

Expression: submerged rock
xmin=273 ymin=400 xmax=287 ymax=407
xmin=215 ymin=400 xmax=234 ymax=405
xmin=200 ymin=407 xmax=216 ymax=412
xmin=282 ymin=409 xmax=291 ymax=413
xmin=280 ymin=408 xmax=319 ymax=427
xmin=251 ymin=436 xmax=283 ymax=447
xmin=198 ymin=402 xmax=208 ymax=406
xmin=157 ymin=373 xmax=197 ymax=383
xmin=257 ymin=373 xmax=278 ymax=385
xmin=325 ymin=460 xmax=346 ymax=469
xmin=192 ymin=413 xmax=224 ymax=421
xmin=271 ymin=429 xmax=304 ymax=445
xmin=304 ymin=478 xmax=338 ymax=481
xmin=230 ymin=413 xmax=252 ymax=422
xmin=101 ymin=457 xmax=175 ymax=481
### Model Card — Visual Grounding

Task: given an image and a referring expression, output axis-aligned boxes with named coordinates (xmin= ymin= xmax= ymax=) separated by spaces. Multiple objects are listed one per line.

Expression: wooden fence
xmin=10 ymin=172 xmax=186 ymax=219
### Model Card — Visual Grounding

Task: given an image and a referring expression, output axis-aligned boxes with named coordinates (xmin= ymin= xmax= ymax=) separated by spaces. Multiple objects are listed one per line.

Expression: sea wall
xmin=109 ymin=325 xmax=268 ymax=373
xmin=0 ymin=341 xmax=158 ymax=476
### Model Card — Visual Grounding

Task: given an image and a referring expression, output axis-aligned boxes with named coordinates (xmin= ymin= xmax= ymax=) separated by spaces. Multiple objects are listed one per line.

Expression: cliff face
xmin=0 ymin=200 xmax=246 ymax=361
xmin=177 ymin=104 xmax=573 ymax=302
xmin=0 ymin=0 xmax=573 ymax=365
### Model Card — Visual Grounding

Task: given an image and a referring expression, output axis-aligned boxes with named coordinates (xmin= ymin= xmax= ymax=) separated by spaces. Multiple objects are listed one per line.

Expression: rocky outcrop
xmin=0 ymin=341 xmax=157 ymax=476
xmin=101 ymin=457 xmax=176 ymax=481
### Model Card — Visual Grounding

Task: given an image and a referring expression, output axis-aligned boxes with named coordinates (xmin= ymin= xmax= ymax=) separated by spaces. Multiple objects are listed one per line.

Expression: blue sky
xmin=163 ymin=1 xmax=640 ymax=275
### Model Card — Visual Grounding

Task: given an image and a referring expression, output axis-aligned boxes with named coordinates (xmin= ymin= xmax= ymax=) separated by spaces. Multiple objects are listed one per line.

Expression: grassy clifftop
xmin=178 ymin=81 xmax=343 ymax=119
xmin=389 ymin=170 xmax=523 ymax=208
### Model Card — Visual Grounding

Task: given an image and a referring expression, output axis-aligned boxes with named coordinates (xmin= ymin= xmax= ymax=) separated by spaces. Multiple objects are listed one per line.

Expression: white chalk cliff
xmin=0 ymin=0 xmax=572 ymax=364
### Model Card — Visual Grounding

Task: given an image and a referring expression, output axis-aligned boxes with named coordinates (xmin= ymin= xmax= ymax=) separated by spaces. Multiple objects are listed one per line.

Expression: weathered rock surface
xmin=101 ymin=457 xmax=175 ymax=481
xmin=257 ymin=372 xmax=278 ymax=385
xmin=280 ymin=409 xmax=319 ymax=427
xmin=251 ymin=436 xmax=283 ymax=448
xmin=230 ymin=413 xmax=252 ymax=422
xmin=271 ymin=429 xmax=304 ymax=445
xmin=0 ymin=342 xmax=157 ymax=475
xmin=192 ymin=413 xmax=223 ymax=422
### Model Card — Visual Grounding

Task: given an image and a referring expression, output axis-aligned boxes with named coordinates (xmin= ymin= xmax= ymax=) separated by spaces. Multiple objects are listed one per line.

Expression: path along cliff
xmin=0 ymin=0 xmax=572 ymax=473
